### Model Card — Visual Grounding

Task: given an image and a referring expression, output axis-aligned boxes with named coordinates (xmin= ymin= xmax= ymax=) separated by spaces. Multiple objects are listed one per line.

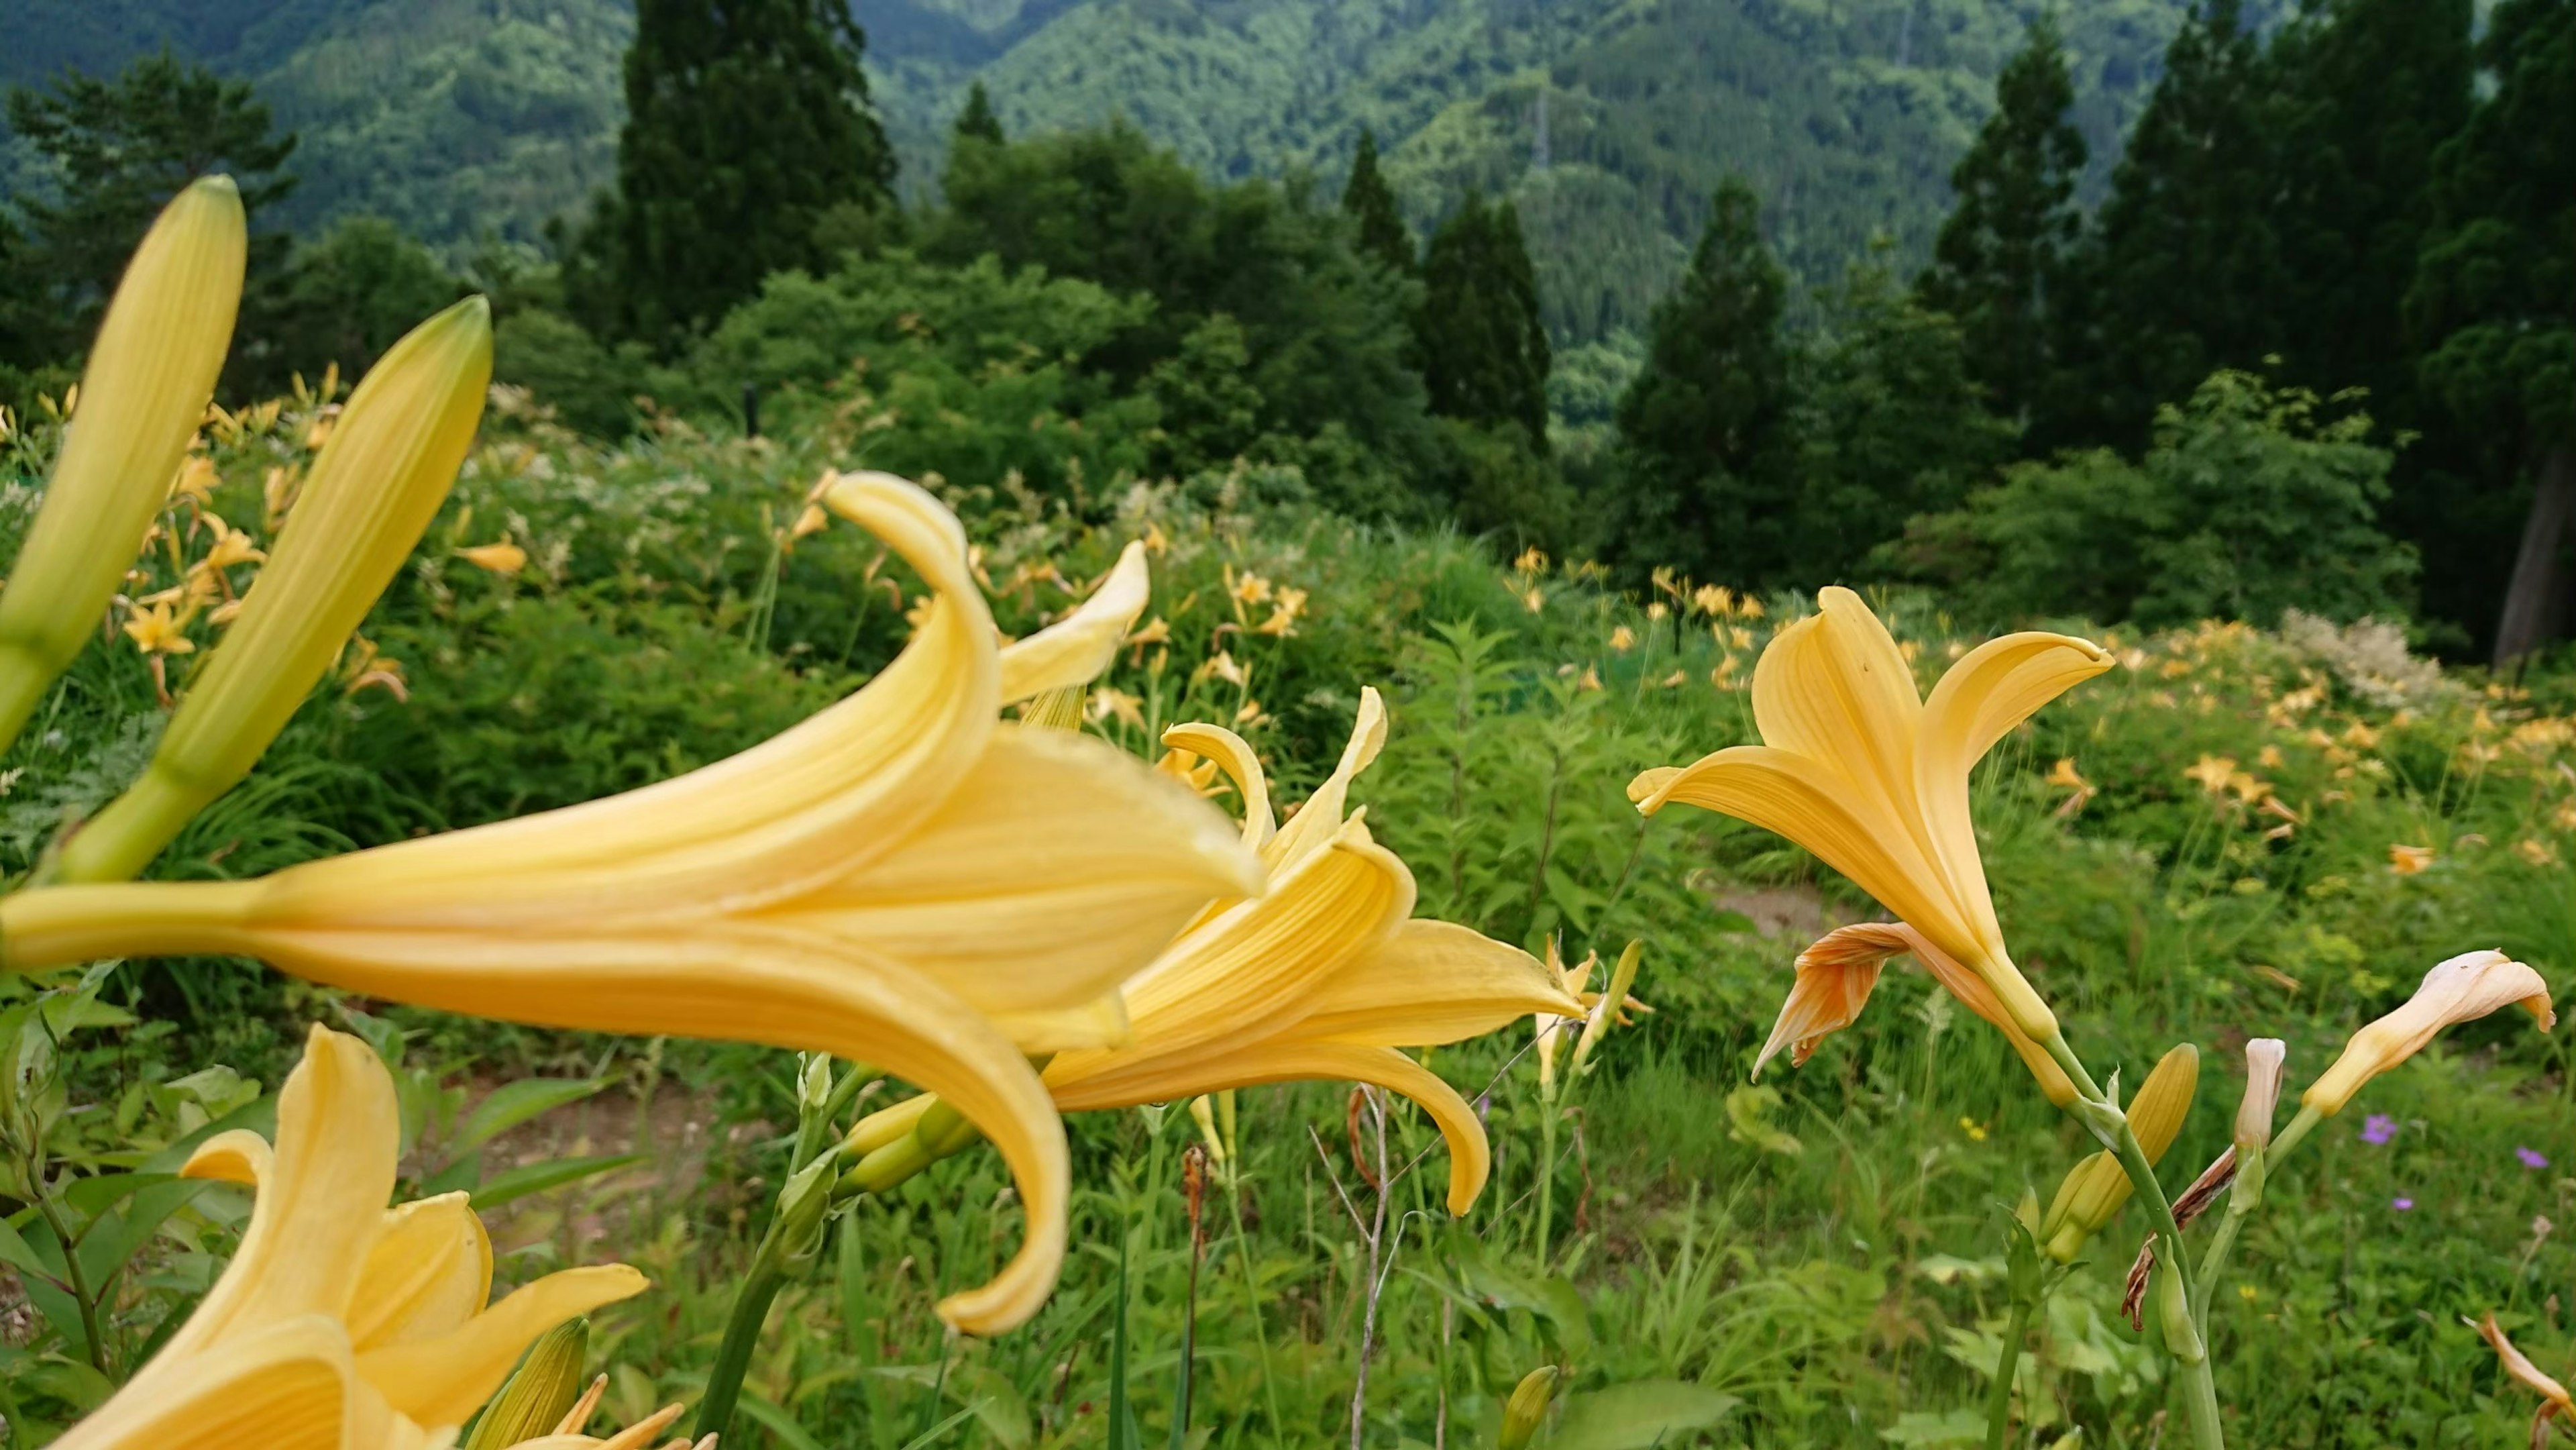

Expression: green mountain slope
xmin=3 ymin=0 xmax=2207 ymax=342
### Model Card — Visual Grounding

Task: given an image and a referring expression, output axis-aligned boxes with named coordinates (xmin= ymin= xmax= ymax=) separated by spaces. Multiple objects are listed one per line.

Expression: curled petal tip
xmin=1627 ymin=765 xmax=1683 ymax=811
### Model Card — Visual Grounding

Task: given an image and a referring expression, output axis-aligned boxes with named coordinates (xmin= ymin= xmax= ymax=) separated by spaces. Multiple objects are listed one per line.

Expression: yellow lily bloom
xmin=0 ymin=177 xmax=245 ymax=755
xmin=2039 ymin=1043 xmax=2198 ymax=1261
xmin=2468 ymin=1310 xmax=2575 ymax=1449
xmin=1044 ymin=689 xmax=1576 ymax=1212
xmin=58 ymin=297 xmax=494 ymax=884
xmin=56 ymin=1025 xmax=643 ymax=1450
xmin=852 ymin=690 xmax=1581 ymax=1214
xmin=1629 ymin=586 xmax=2111 ymax=1049
xmin=0 ymin=474 xmax=1259 ymax=1335
xmin=1760 ymin=921 xmax=2076 ymax=1105
xmin=2303 ymin=949 xmax=2555 ymax=1116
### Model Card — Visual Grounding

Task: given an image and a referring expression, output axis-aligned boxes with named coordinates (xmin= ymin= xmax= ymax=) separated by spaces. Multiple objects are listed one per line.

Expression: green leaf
xmin=76 ymin=1177 xmax=210 ymax=1288
xmin=1877 ymin=1408 xmax=1988 ymax=1445
xmin=1539 ymin=1381 xmax=1741 ymax=1449
xmin=734 ymin=1392 xmax=829 ymax=1450
xmin=421 ymin=1149 xmax=484 ymax=1199
xmin=467 ymin=1153 xmax=645 ymax=1210
xmin=1107 ymin=1229 xmax=1142 ymax=1450
xmin=452 ymin=1078 xmax=608 ymax=1157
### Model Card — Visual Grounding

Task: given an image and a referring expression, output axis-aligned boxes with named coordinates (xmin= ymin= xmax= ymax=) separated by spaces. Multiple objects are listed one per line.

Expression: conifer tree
xmin=2058 ymin=0 xmax=2283 ymax=451
xmin=1418 ymin=191 xmax=1550 ymax=448
xmin=1607 ymin=178 xmax=1798 ymax=586
xmin=3 ymin=51 xmax=297 ymax=371
xmin=2405 ymin=0 xmax=2576 ymax=662
xmin=2269 ymin=0 xmax=2471 ymax=414
xmin=954 ymin=80 xmax=1006 ymax=147
xmin=568 ymin=0 xmax=896 ymax=348
xmin=1915 ymin=15 xmax=2084 ymax=437
xmin=1340 ymin=129 xmax=1415 ymax=277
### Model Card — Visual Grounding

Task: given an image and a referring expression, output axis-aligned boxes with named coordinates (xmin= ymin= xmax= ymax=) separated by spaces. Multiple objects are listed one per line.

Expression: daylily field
xmin=5 ymin=353 xmax=2575 ymax=1450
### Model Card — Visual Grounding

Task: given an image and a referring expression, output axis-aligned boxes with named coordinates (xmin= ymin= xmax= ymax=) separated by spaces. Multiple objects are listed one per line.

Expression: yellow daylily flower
xmin=2469 ymin=1310 xmax=2575 ymax=1450
xmin=1760 ymin=921 xmax=2076 ymax=1105
xmin=56 ymin=1025 xmax=643 ymax=1450
xmin=56 ymin=297 xmax=494 ymax=884
xmin=853 ymin=690 xmax=1580 ymax=1215
xmin=458 ymin=540 xmax=528 ymax=574
xmin=2303 ymin=949 xmax=2555 ymax=1116
xmin=0 ymin=474 xmax=1260 ymax=1335
xmin=0 ymin=177 xmax=245 ymax=756
xmin=1629 ymin=586 xmax=2111 ymax=1049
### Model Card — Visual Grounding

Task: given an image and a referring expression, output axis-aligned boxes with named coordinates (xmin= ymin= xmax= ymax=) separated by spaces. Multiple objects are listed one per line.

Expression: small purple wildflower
xmin=2361 ymin=1113 xmax=2398 ymax=1145
xmin=2518 ymin=1146 xmax=2551 ymax=1170
xmin=2392 ymin=1197 xmax=2415 ymax=1210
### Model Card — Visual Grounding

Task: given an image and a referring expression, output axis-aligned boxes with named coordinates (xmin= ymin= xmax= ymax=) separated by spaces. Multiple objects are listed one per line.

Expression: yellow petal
xmin=1755 ymin=923 xmax=1899 ymax=1077
xmin=55 ymin=298 xmax=494 ymax=884
xmin=1163 ymin=1039 xmax=1493 ymax=1215
xmin=1046 ymin=816 xmax=1411 ymax=1100
xmin=346 ymin=1193 xmax=492 ymax=1351
xmin=248 ymin=935 xmax=1071 ymax=1337
xmin=182 ymin=1127 xmax=272 ymax=1186
xmin=791 ymin=723 xmax=1256 ymax=1029
xmin=356 ymin=1264 xmax=647 ymax=1429
xmin=2474 ymin=1310 xmax=2576 ymax=1417
xmin=1295 ymin=921 xmax=1575 ymax=1047
xmin=165 ymin=1025 xmax=398 ymax=1358
xmin=254 ymin=473 xmax=993 ymax=921
xmin=1888 ymin=925 xmax=2078 ymax=1106
xmin=1748 ymin=589 xmax=1922 ymax=830
xmin=2304 ymin=950 xmax=2556 ymax=1115
xmin=1161 ymin=721 xmax=1275 ymax=853
xmin=1629 ymin=746 xmax=1955 ymax=945
xmin=997 ymin=541 xmax=1150 ymax=704
xmin=53 ymin=1314 xmax=427 ymax=1450
xmin=1913 ymin=629 xmax=2114 ymax=964
xmin=1264 ymin=687 xmax=1387 ymax=871
xmin=0 ymin=177 xmax=244 ymax=756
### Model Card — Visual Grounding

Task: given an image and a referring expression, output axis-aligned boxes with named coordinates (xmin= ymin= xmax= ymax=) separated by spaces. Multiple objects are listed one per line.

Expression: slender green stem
xmin=2193 ymin=1210 xmax=2249 ymax=1324
xmin=1983 ymin=1294 xmax=2035 ymax=1450
xmin=35 ymin=1180 xmax=107 ymax=1376
xmin=690 ymin=1229 xmax=790 ymax=1442
xmin=2265 ymin=1105 xmax=2322 ymax=1166
xmin=2038 ymin=1033 xmax=2224 ymax=1450
xmin=1534 ymin=1090 xmax=1558 ymax=1270
xmin=1228 ymin=1182 xmax=1288 ymax=1449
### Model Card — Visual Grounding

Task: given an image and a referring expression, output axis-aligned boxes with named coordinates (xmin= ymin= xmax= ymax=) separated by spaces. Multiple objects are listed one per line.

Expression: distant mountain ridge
xmin=3 ymin=0 xmax=2208 ymax=344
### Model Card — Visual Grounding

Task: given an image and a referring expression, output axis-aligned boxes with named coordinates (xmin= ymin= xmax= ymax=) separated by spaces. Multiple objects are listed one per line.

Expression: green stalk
xmin=1983 ymin=1294 xmax=2035 ymax=1450
xmin=1534 ymin=1089 xmax=1558 ymax=1270
xmin=2039 ymin=1033 xmax=2225 ymax=1450
xmin=690 ymin=1228 xmax=791 ymax=1443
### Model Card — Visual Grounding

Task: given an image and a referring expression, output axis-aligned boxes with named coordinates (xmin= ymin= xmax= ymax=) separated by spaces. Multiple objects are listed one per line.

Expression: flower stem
xmin=1982 ymin=1293 xmax=2035 ymax=1450
xmin=690 ymin=1225 xmax=790 ymax=1443
xmin=2039 ymin=1032 xmax=2225 ymax=1450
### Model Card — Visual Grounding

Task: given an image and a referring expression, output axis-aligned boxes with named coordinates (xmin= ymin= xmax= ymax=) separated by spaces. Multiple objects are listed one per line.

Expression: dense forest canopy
xmin=3 ymin=0 xmax=2570 ymax=664
xmin=1 ymin=0 xmax=2224 ymax=344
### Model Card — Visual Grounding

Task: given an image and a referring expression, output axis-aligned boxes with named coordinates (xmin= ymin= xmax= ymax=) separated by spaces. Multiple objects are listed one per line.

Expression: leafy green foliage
xmin=1793 ymin=262 xmax=2015 ymax=583
xmin=564 ymin=0 xmax=896 ymax=348
xmin=2056 ymin=0 xmax=2287 ymax=455
xmin=1915 ymin=15 xmax=2086 ymax=437
xmin=1338 ymin=127 xmax=1415 ymax=278
xmin=1896 ymin=370 xmax=2418 ymax=629
xmin=1419 ymin=191 xmax=1550 ymax=448
xmin=1 ymin=50 xmax=297 ymax=378
xmin=1601 ymin=180 xmax=1797 ymax=586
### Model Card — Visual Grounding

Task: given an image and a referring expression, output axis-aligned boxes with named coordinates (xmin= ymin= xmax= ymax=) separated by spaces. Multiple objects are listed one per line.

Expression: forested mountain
xmin=3 ymin=0 xmax=2214 ymax=344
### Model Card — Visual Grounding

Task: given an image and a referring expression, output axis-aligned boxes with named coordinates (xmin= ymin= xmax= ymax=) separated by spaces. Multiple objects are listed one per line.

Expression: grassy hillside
xmin=3 ymin=0 xmax=2208 ymax=339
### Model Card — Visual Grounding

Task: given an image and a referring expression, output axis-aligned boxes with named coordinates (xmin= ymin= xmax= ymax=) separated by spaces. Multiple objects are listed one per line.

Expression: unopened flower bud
xmin=1499 ymin=1365 xmax=1560 ymax=1450
xmin=2041 ymin=1044 xmax=2197 ymax=1260
xmin=2235 ymin=1038 xmax=2285 ymax=1153
xmin=56 ymin=297 xmax=492 ymax=882
xmin=463 ymin=1316 xmax=589 ymax=1449
xmin=0 ymin=177 xmax=244 ymax=756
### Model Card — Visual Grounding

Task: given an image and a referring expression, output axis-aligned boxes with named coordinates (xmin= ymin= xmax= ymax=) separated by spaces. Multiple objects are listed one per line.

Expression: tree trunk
xmin=2493 ymin=445 xmax=2576 ymax=668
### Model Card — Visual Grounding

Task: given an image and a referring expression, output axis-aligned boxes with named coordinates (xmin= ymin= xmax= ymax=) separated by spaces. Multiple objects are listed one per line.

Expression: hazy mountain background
xmin=3 ymin=0 xmax=2214 ymax=346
